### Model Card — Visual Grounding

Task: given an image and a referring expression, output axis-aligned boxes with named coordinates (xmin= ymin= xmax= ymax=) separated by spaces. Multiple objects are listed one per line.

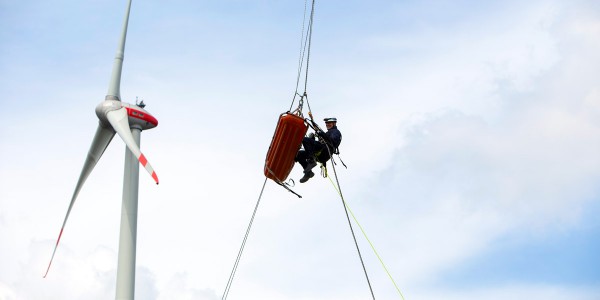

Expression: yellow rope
xmin=327 ymin=175 xmax=406 ymax=300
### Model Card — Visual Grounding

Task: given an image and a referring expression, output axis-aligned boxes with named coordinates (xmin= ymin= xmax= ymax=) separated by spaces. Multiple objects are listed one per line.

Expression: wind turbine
xmin=44 ymin=0 xmax=158 ymax=299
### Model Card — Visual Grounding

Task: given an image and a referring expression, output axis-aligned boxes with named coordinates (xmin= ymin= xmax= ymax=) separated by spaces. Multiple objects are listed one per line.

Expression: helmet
xmin=323 ymin=117 xmax=337 ymax=122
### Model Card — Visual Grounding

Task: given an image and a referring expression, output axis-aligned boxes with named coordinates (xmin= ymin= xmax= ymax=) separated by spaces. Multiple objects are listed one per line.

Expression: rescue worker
xmin=295 ymin=117 xmax=342 ymax=183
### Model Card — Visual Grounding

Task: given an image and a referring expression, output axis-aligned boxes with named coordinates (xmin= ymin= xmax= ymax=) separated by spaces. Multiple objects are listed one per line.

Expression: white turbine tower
xmin=45 ymin=1 xmax=158 ymax=299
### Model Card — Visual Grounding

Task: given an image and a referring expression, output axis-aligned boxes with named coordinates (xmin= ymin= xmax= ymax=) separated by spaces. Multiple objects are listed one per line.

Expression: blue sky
xmin=1 ymin=0 xmax=599 ymax=299
xmin=441 ymin=208 xmax=600 ymax=287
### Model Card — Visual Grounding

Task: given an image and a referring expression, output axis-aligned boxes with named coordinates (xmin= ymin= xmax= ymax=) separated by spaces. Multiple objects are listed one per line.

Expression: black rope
xmin=326 ymin=146 xmax=376 ymax=299
xmin=221 ymin=178 xmax=268 ymax=300
xmin=289 ymin=0 xmax=317 ymax=112
xmin=290 ymin=0 xmax=309 ymax=111
xmin=303 ymin=0 xmax=316 ymax=94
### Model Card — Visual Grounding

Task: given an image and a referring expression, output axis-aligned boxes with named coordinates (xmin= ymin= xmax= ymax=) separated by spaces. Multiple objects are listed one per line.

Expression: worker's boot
xmin=304 ymin=159 xmax=317 ymax=172
xmin=299 ymin=170 xmax=314 ymax=183
xmin=300 ymin=160 xmax=317 ymax=183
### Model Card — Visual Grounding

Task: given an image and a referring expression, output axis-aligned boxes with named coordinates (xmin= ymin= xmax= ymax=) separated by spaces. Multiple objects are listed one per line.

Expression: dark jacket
xmin=318 ymin=125 xmax=342 ymax=154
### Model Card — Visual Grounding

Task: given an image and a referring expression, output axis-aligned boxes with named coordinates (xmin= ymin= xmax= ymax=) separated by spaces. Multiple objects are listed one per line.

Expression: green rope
xmin=327 ymin=175 xmax=406 ymax=300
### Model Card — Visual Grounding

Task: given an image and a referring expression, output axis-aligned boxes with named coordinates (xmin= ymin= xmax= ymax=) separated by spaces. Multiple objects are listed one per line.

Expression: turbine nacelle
xmin=95 ymin=100 xmax=158 ymax=131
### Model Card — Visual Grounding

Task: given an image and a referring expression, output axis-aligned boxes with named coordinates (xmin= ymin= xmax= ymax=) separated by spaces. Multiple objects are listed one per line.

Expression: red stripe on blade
xmin=152 ymin=172 xmax=159 ymax=184
xmin=139 ymin=154 xmax=148 ymax=166
xmin=56 ymin=228 xmax=64 ymax=245
xmin=44 ymin=228 xmax=65 ymax=278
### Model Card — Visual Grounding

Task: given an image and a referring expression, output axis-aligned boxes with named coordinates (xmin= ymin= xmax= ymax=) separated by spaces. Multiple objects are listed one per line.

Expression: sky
xmin=1 ymin=0 xmax=599 ymax=299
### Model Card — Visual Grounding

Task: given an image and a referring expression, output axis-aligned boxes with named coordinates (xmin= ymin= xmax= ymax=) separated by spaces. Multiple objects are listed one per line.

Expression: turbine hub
xmin=96 ymin=100 xmax=122 ymax=124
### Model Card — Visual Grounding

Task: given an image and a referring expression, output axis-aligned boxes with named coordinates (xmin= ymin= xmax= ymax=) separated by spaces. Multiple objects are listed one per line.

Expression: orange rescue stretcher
xmin=264 ymin=112 xmax=308 ymax=183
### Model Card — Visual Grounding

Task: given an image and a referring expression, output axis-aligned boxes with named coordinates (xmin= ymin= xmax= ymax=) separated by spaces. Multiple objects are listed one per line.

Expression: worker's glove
xmin=308 ymin=132 xmax=315 ymax=139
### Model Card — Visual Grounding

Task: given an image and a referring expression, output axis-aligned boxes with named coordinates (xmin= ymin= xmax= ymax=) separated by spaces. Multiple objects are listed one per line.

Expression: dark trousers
xmin=295 ymin=137 xmax=330 ymax=169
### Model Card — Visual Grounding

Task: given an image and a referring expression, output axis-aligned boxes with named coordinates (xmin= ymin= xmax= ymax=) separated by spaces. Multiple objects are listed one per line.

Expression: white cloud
xmin=157 ymin=272 xmax=218 ymax=300
xmin=353 ymin=0 xmax=600 ymax=291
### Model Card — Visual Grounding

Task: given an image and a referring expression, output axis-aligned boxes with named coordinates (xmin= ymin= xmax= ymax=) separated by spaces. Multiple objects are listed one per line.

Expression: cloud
xmin=157 ymin=272 xmax=218 ymax=300
xmin=354 ymin=0 xmax=600 ymax=292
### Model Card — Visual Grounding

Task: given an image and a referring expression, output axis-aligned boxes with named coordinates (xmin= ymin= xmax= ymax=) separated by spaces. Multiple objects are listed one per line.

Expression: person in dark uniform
xmin=295 ymin=117 xmax=342 ymax=183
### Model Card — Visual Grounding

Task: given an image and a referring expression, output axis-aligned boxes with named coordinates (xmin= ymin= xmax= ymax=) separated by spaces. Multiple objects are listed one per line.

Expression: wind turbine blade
xmin=106 ymin=107 xmax=159 ymax=184
xmin=106 ymin=0 xmax=133 ymax=100
xmin=44 ymin=124 xmax=115 ymax=278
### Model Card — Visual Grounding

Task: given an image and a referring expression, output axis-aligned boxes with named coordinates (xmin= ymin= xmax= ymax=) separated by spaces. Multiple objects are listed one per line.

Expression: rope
xmin=327 ymin=176 xmax=406 ymax=299
xmin=303 ymin=0 xmax=316 ymax=93
xmin=221 ymin=178 xmax=268 ymax=300
xmin=290 ymin=0 xmax=309 ymax=111
xmin=289 ymin=0 xmax=317 ymax=113
xmin=326 ymin=148 xmax=376 ymax=299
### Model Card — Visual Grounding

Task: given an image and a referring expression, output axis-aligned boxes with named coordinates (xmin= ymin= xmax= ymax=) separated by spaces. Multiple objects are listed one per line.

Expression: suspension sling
xmin=262 ymin=0 xmax=317 ymax=197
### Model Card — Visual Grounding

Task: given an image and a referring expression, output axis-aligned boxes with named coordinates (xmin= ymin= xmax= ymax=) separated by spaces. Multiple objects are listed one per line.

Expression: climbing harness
xmin=305 ymin=118 xmax=347 ymax=173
